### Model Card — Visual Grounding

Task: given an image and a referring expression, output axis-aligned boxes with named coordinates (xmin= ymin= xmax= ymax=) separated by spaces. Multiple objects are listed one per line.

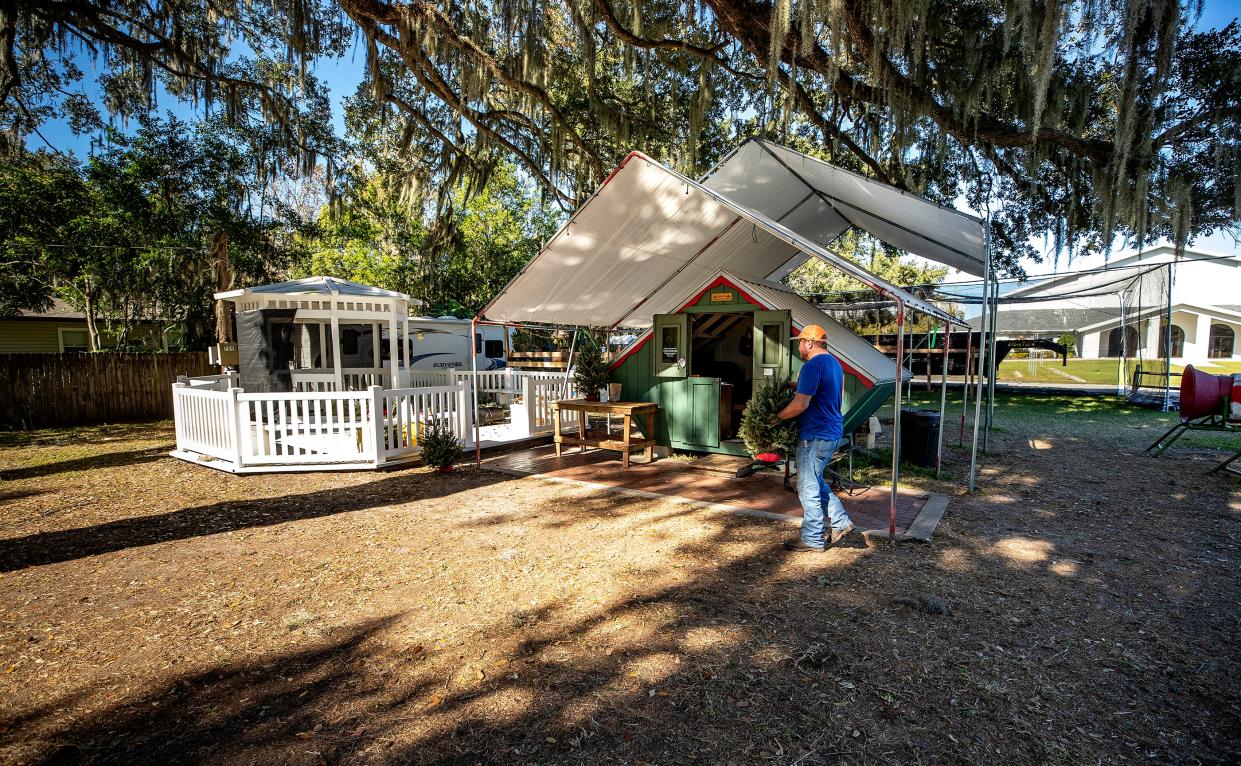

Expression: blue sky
xmin=27 ymin=3 xmax=1240 ymax=276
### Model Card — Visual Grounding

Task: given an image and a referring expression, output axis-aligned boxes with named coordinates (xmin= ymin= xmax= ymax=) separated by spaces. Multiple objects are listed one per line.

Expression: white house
xmin=970 ymin=246 xmax=1240 ymax=363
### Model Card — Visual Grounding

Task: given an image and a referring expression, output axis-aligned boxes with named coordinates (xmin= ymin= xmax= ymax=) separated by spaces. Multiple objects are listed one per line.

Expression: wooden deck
xmin=482 ymin=445 xmax=944 ymax=538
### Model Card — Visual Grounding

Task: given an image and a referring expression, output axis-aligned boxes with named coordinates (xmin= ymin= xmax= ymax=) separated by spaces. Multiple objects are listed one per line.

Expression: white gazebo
xmin=170 ymin=276 xmax=573 ymax=473
xmin=216 ymin=276 xmax=417 ymax=392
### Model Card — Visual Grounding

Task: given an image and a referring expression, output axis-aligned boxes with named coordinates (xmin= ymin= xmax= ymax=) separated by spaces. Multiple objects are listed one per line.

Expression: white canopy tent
xmin=701 ymin=139 xmax=987 ymax=277
xmin=483 ymin=151 xmax=959 ymax=330
xmin=477 ymin=147 xmax=994 ymax=533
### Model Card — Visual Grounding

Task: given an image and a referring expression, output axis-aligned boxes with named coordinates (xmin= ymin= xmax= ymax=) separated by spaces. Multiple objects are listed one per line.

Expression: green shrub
xmin=419 ymin=420 xmax=463 ymax=469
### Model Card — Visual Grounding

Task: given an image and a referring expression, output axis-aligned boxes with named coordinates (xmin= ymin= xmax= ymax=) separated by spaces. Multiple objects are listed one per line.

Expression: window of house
xmin=1209 ymin=324 xmax=1235 ymax=359
xmin=1158 ymin=323 xmax=1185 ymax=358
xmin=58 ymin=328 xmax=90 ymax=352
xmin=475 ymin=333 xmax=482 ymax=354
xmin=484 ymin=339 xmax=504 ymax=359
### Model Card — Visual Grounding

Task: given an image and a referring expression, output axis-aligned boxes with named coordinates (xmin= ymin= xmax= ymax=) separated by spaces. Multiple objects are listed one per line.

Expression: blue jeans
xmin=795 ymin=437 xmax=852 ymax=547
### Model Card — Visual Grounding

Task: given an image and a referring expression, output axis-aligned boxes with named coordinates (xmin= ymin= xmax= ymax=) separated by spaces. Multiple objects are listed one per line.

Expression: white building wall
xmin=1177 ymin=311 xmax=1205 ymax=360
xmin=1081 ymin=331 xmax=1101 ymax=359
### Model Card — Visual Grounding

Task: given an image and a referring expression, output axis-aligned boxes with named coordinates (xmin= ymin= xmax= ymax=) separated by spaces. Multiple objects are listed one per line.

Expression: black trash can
xmin=900 ymin=409 xmax=941 ymax=468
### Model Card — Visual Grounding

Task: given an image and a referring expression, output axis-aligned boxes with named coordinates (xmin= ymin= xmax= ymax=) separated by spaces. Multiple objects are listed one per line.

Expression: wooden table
xmin=552 ymin=399 xmax=657 ymax=468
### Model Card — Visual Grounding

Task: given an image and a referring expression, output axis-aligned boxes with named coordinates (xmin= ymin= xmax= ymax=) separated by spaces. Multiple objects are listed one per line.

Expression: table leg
xmin=622 ymin=414 xmax=632 ymax=469
xmin=553 ymin=406 xmax=562 ymax=458
xmin=645 ymin=410 xmax=656 ymax=462
xmin=579 ymin=411 xmax=586 ymax=453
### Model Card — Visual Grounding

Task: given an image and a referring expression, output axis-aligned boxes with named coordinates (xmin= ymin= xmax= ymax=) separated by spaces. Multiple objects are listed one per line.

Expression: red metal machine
xmin=1146 ymin=366 xmax=1241 ymax=476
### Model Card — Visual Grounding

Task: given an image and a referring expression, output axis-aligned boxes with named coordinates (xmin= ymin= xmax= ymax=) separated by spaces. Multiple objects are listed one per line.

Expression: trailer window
xmin=475 ymin=333 xmax=482 ymax=353
xmin=485 ymin=339 xmax=504 ymax=358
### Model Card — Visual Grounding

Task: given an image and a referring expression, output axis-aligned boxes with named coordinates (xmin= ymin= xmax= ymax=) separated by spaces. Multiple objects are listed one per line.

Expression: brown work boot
xmin=829 ymin=524 xmax=856 ymax=545
xmin=783 ymin=539 xmax=826 ymax=553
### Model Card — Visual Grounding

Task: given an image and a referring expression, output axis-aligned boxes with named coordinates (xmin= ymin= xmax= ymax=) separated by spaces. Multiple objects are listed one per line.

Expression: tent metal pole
xmin=968 ymin=238 xmax=992 ymax=492
xmin=960 ymin=329 xmax=972 ymax=446
xmin=908 ymin=316 xmax=918 ymax=402
xmin=470 ymin=318 xmax=482 ymax=468
xmin=565 ymin=327 xmax=578 ymax=394
xmin=890 ymin=298 xmax=906 ymax=540
xmin=1163 ymin=261 xmax=1174 ymax=412
xmin=936 ymin=327 xmax=949 ymax=479
xmin=1117 ymin=292 xmax=1127 ymax=397
xmin=985 ymin=271 xmax=999 ymax=449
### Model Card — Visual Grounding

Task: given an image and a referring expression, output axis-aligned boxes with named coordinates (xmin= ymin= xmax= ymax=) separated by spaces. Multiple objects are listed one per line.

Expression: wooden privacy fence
xmin=0 ymin=352 xmax=213 ymax=428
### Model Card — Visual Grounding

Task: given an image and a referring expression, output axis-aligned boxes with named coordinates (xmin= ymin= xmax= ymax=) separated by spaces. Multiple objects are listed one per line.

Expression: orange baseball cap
xmin=796 ymin=324 xmax=829 ymax=341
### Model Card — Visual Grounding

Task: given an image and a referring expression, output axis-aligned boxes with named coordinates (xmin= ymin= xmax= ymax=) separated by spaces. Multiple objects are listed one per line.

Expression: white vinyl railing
xmin=379 ymin=382 xmax=473 ymax=459
xmin=173 ymin=380 xmax=475 ymax=470
xmin=405 ymin=369 xmax=570 ymax=397
xmin=291 ymin=367 xmax=390 ymax=392
xmin=521 ymin=375 xmax=576 ymax=435
xmin=238 ymin=389 xmax=377 ymax=465
xmin=180 ymin=372 xmax=239 ymax=392
xmin=172 ymin=386 xmax=238 ymax=461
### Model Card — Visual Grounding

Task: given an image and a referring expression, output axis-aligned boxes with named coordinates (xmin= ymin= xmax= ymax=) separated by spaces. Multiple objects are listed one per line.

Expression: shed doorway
xmin=689 ymin=312 xmax=754 ymax=441
xmin=652 ymin=307 xmax=791 ymax=455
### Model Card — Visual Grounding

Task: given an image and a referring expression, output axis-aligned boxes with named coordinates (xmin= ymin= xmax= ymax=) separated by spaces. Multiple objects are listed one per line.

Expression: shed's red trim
xmin=606 ymin=273 xmax=875 ymax=387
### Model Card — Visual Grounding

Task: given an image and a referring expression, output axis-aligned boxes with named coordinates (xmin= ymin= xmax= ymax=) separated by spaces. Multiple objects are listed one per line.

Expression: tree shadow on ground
xmin=12 ymin=616 xmax=404 ymax=766
xmin=5 ymin=409 xmax=1240 ymax=765
xmin=0 ymin=445 xmax=170 ymax=482
xmin=0 ymin=468 xmax=509 ymax=572
xmin=12 ymin=464 xmax=1240 ymax=766
xmin=0 ymin=422 xmax=173 ymax=449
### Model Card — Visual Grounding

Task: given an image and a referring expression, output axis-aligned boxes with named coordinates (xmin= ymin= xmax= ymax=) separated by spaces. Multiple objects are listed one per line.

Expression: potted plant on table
xmin=420 ymin=420 xmax=464 ymax=473
xmin=572 ymin=333 xmax=611 ymax=401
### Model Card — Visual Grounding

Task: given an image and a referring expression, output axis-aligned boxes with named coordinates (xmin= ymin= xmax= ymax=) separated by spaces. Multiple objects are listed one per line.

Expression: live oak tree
xmin=3 ymin=0 xmax=1238 ymax=277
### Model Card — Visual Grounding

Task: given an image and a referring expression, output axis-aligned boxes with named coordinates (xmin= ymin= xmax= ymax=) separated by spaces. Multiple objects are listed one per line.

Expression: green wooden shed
xmin=608 ymin=270 xmax=898 ymax=456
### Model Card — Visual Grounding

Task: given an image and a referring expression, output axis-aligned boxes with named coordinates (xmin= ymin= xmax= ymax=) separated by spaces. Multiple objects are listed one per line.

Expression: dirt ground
xmin=1 ymin=395 xmax=1238 ymax=765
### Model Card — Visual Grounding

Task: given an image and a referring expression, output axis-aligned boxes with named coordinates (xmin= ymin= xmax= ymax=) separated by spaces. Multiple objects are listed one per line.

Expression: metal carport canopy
xmin=702 ymin=139 xmax=986 ymax=278
xmin=480 ymin=151 xmax=961 ymax=329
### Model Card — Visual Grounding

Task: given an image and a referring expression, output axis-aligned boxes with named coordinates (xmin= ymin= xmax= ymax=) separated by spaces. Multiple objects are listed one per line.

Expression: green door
xmin=753 ymin=310 xmax=792 ymax=385
xmin=661 ymin=377 xmax=721 ymax=450
xmin=652 ymin=313 xmax=689 ymax=378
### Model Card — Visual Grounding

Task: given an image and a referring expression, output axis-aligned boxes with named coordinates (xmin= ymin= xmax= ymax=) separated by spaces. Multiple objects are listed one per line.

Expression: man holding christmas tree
xmin=771 ymin=325 xmax=854 ymax=552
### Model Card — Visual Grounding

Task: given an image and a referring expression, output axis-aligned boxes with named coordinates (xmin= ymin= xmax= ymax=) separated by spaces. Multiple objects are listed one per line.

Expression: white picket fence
xmin=172 ymin=387 xmax=238 ymax=461
xmin=404 ymin=368 xmax=569 ymax=394
xmin=179 ymin=372 xmax=239 ymax=392
xmin=290 ymin=367 xmax=390 ymax=392
xmin=519 ymin=375 xmax=576 ymax=435
xmin=174 ymin=367 xmax=582 ymax=471
xmin=172 ymin=381 xmax=474 ymax=471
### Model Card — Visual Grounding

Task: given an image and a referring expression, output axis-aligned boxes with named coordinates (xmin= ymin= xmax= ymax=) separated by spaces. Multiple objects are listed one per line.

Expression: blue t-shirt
xmin=795 ymin=352 xmax=844 ymax=441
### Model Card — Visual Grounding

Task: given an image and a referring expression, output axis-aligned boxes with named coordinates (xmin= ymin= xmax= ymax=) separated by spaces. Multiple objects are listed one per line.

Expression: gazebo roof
xmin=215 ymin=276 xmax=416 ymax=304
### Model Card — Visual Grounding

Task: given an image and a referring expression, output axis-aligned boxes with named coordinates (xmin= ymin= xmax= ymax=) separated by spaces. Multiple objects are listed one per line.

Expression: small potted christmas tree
xmin=419 ymin=420 xmax=464 ymax=473
xmin=738 ymin=377 xmax=799 ymax=463
xmin=572 ymin=333 xmax=611 ymax=401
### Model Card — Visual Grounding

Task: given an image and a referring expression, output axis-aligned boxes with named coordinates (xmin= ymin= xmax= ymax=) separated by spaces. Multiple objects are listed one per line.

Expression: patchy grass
xmin=906 ymin=390 xmax=1238 ymax=451
xmin=0 ymin=406 xmax=1238 ymax=765
xmin=998 ymin=357 xmax=1241 ymax=385
xmin=997 ymin=358 xmax=1123 ymax=384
